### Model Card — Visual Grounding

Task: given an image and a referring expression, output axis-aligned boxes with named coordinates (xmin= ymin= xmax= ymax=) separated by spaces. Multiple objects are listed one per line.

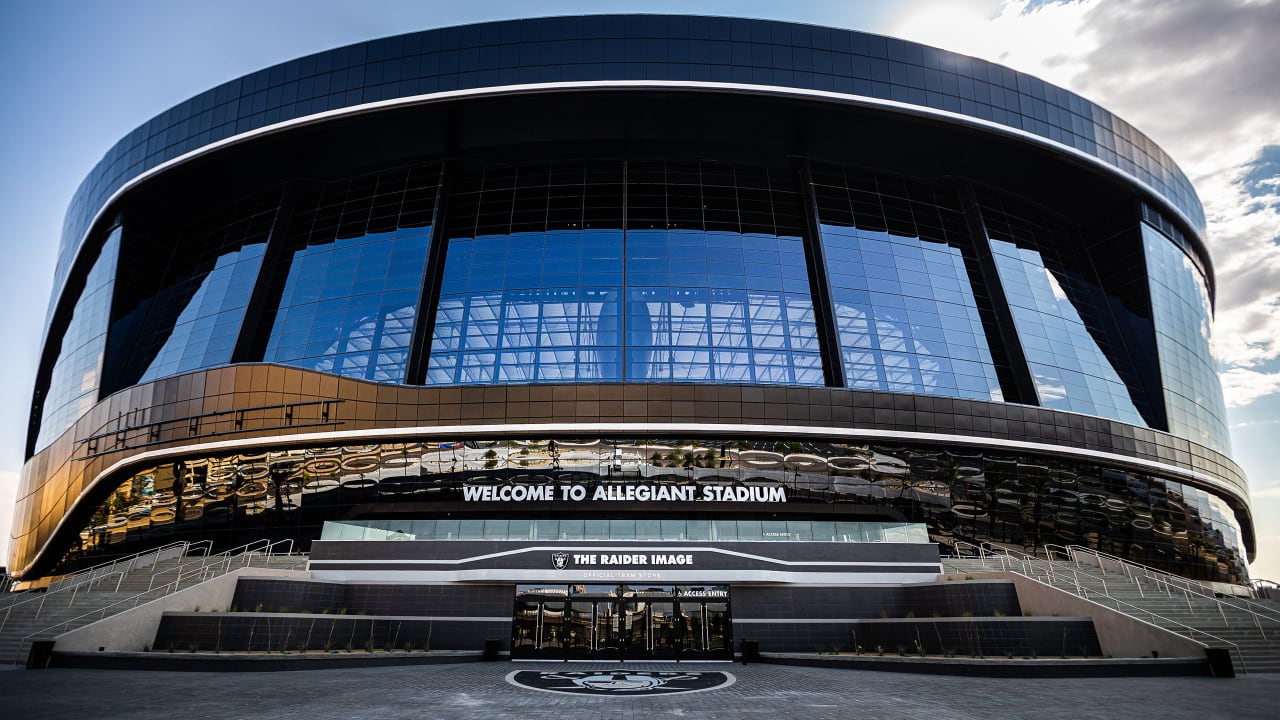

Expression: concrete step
xmin=945 ymin=553 xmax=1280 ymax=674
xmin=2 ymin=550 xmax=308 ymax=664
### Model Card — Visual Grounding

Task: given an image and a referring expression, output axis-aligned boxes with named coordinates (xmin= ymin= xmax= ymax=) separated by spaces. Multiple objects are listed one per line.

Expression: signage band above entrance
xmin=462 ymin=483 xmax=787 ymax=503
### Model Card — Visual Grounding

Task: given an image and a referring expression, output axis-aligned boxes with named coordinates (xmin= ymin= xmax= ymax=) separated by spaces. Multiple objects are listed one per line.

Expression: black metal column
xmin=957 ymin=183 xmax=1039 ymax=406
xmin=796 ymin=160 xmax=845 ymax=389
xmin=405 ymin=162 xmax=453 ymax=386
xmin=230 ymin=184 xmax=301 ymax=364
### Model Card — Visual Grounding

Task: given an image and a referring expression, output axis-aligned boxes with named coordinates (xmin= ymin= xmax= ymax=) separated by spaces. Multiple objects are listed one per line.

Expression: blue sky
xmin=1 ymin=0 xmax=1277 ymax=580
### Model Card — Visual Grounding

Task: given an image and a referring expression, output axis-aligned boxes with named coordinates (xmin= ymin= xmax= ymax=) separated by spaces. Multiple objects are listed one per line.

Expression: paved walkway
xmin=2 ymin=661 xmax=1276 ymax=719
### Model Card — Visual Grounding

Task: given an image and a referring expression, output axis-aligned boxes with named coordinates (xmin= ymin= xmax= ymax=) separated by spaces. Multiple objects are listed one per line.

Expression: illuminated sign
xmin=677 ymin=588 xmax=729 ymax=598
xmin=551 ymin=552 xmax=696 ymax=568
xmin=462 ymin=483 xmax=785 ymax=503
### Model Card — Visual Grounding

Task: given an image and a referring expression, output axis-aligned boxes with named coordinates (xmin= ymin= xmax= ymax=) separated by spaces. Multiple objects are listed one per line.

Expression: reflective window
xmin=36 ymin=228 xmax=121 ymax=451
xmin=262 ymin=165 xmax=440 ymax=382
xmin=322 ymin=518 xmax=928 ymax=543
xmin=429 ymin=161 xmax=625 ymax=383
xmin=813 ymin=167 xmax=1002 ymax=400
xmin=981 ymin=197 xmax=1148 ymax=425
xmin=1143 ymin=223 xmax=1231 ymax=453
xmin=624 ymin=230 xmax=819 ymax=384
xmin=427 ymin=160 xmax=823 ymax=385
xmin=101 ymin=196 xmax=276 ymax=394
xmin=61 ymin=437 xmax=1248 ymax=584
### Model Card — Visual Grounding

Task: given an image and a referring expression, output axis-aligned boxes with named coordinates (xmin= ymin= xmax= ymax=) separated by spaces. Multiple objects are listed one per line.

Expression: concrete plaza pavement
xmin=1 ymin=661 xmax=1276 ymax=719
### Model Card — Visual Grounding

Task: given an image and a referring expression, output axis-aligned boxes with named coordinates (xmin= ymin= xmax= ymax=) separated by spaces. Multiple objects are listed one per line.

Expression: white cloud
xmin=1222 ymin=367 xmax=1280 ymax=409
xmin=891 ymin=0 xmax=1280 ymax=410
xmin=887 ymin=0 xmax=1098 ymax=88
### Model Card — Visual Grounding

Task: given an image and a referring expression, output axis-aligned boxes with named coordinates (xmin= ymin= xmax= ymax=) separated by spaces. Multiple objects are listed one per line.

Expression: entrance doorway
xmin=512 ymin=584 xmax=731 ymax=661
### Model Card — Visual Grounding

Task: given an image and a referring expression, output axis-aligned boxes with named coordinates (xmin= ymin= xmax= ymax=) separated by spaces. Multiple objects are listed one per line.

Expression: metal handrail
xmin=263 ymin=539 xmax=296 ymax=557
xmin=30 ymin=540 xmax=200 ymax=596
xmin=0 ymin=540 xmax=215 ymax=631
xmin=1063 ymin=545 xmax=1280 ymax=632
xmin=1064 ymin=544 xmax=1216 ymax=593
xmin=0 ymin=569 xmax=130 ymax=634
xmin=946 ymin=539 xmax=996 ymax=559
xmin=13 ymin=542 xmax=309 ymax=664
xmin=955 ymin=542 xmax=1202 ymax=607
xmin=945 ymin=549 xmax=1228 ymax=643
xmin=941 ymin=548 xmax=1248 ymax=673
xmin=1249 ymin=579 xmax=1280 ymax=600
xmin=1041 ymin=543 xmax=1073 ymax=561
xmin=948 ymin=541 xmax=1124 ymax=598
xmin=145 ymin=538 xmax=301 ymax=595
xmin=146 ymin=538 xmax=274 ymax=591
xmin=57 ymin=540 xmax=190 ymax=579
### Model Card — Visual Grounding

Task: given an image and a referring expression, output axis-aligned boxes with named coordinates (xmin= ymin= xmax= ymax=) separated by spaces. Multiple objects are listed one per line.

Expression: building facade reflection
xmin=66 ymin=437 xmax=1247 ymax=584
xmin=13 ymin=16 xmax=1254 ymax=591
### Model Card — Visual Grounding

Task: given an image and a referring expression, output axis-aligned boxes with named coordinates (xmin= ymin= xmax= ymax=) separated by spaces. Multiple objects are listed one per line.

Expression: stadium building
xmin=9 ymin=15 xmax=1255 ymax=662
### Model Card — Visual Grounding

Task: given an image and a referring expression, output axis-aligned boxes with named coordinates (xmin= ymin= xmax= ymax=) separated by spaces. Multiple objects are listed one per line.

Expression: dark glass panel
xmin=428 ymin=159 xmax=822 ymax=386
xmin=35 ymin=228 xmax=121 ymax=451
xmin=979 ymin=194 xmax=1151 ymax=426
xmin=262 ymin=164 xmax=441 ymax=383
xmin=102 ymin=195 xmax=278 ymax=395
xmin=814 ymin=167 xmax=1001 ymax=401
xmin=1143 ymin=223 xmax=1231 ymax=453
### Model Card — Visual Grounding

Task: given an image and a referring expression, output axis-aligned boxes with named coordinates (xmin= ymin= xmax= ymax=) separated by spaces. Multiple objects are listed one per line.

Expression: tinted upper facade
xmin=51 ymin=15 xmax=1210 ymax=306
xmin=13 ymin=16 xmax=1252 ymax=585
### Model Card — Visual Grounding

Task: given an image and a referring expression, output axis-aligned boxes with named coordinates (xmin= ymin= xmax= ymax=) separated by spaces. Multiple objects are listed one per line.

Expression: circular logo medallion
xmin=506 ymin=669 xmax=735 ymax=697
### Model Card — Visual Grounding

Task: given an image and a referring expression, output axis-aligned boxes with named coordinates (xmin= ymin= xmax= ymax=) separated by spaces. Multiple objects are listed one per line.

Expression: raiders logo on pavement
xmin=507 ymin=670 xmax=735 ymax=696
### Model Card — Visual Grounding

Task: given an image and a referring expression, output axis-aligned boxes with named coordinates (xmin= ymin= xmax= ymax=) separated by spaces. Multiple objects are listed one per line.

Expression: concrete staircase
xmin=943 ymin=554 xmax=1280 ymax=673
xmin=0 ymin=544 xmax=307 ymax=666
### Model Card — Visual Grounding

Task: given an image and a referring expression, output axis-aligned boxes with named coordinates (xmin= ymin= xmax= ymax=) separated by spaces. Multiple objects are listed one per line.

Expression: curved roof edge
xmin=49 ymin=14 xmax=1208 ymax=311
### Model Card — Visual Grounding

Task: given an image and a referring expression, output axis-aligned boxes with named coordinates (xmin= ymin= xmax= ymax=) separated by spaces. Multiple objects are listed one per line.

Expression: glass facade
xmin=35 ymin=227 xmax=121 ymax=451
xmin=262 ymin=165 xmax=440 ymax=382
xmin=429 ymin=161 xmax=625 ymax=383
xmin=429 ymin=230 xmax=624 ymax=383
xmin=20 ymin=18 xmax=1255 ymax=593
xmin=1144 ymin=223 xmax=1231 ymax=453
xmin=30 ymin=157 xmax=1235 ymax=466
xmin=55 ymin=15 xmax=1206 ymax=310
xmin=980 ymin=198 xmax=1149 ymax=426
xmin=65 ymin=437 xmax=1248 ymax=584
xmin=323 ymin=518 xmax=928 ymax=543
xmin=101 ymin=196 xmax=277 ymax=396
xmin=428 ymin=160 xmax=822 ymax=385
xmin=813 ymin=167 xmax=1002 ymax=400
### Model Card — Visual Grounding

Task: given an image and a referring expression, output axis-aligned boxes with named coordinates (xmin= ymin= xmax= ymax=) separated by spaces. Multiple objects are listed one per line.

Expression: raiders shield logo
xmin=551 ymin=552 xmax=569 ymax=570
xmin=508 ymin=670 xmax=736 ymax=696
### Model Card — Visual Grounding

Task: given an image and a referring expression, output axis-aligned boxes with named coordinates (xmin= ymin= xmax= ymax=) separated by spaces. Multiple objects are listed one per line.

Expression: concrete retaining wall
xmin=54 ymin=568 xmax=307 ymax=653
xmin=939 ymin=572 xmax=1206 ymax=659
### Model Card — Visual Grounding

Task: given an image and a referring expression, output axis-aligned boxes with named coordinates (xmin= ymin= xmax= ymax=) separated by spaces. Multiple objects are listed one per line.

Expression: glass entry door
xmin=513 ymin=584 xmax=731 ymax=661
xmin=621 ymin=599 xmax=648 ymax=660
xmin=650 ymin=600 xmax=677 ymax=659
xmin=565 ymin=599 xmax=594 ymax=659
xmin=681 ymin=599 xmax=730 ymax=658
